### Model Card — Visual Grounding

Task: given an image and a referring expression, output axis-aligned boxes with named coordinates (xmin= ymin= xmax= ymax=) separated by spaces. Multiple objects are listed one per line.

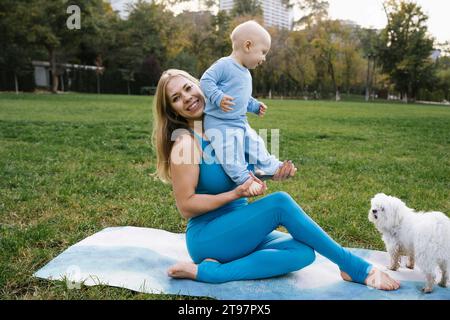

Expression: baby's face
xmin=242 ymin=33 xmax=271 ymax=69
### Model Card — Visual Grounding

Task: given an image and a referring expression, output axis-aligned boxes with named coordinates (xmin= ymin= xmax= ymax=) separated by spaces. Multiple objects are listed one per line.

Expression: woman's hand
xmin=233 ymin=172 xmax=267 ymax=198
xmin=272 ymin=160 xmax=297 ymax=181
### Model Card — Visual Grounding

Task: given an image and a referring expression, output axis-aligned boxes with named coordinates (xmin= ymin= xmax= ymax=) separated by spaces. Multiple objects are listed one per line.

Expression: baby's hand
xmin=220 ymin=95 xmax=235 ymax=112
xmin=259 ymin=103 xmax=268 ymax=117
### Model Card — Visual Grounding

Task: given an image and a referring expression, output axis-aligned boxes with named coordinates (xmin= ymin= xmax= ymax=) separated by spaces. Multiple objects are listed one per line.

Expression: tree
xmin=378 ymin=0 xmax=435 ymax=102
xmin=9 ymin=0 xmax=109 ymax=93
xmin=0 ymin=44 xmax=32 ymax=94
xmin=231 ymin=0 xmax=263 ymax=17
xmin=283 ymin=0 xmax=329 ymax=28
xmin=284 ymin=30 xmax=315 ymax=95
xmin=0 ymin=0 xmax=33 ymax=93
xmin=358 ymin=28 xmax=381 ymax=100
xmin=253 ymin=27 xmax=291 ymax=97
xmin=110 ymin=1 xmax=176 ymax=92
xmin=435 ymin=56 xmax=450 ymax=101
xmin=336 ymin=23 xmax=365 ymax=96
xmin=310 ymin=20 xmax=343 ymax=100
xmin=175 ymin=10 xmax=217 ymax=77
xmin=210 ymin=10 xmax=233 ymax=59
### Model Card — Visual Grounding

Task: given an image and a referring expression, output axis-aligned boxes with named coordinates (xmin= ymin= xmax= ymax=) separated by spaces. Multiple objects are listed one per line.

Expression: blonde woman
xmin=152 ymin=69 xmax=400 ymax=290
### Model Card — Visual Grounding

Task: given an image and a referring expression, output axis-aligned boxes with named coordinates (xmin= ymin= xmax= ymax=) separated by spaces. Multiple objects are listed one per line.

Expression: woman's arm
xmin=170 ymin=134 xmax=266 ymax=220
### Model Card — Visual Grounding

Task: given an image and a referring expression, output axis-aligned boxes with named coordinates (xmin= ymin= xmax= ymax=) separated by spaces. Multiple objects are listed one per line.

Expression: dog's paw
xmin=438 ymin=280 xmax=448 ymax=288
xmin=388 ymin=265 xmax=399 ymax=271
xmin=406 ymin=257 xmax=415 ymax=269
xmin=422 ymin=286 xmax=434 ymax=293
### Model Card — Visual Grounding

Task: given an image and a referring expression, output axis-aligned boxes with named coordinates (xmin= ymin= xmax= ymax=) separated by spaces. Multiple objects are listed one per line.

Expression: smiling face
xmin=165 ymin=75 xmax=205 ymax=123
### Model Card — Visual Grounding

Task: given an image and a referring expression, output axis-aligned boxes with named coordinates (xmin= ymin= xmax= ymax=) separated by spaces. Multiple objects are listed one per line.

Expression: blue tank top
xmin=187 ymin=130 xmax=250 ymax=228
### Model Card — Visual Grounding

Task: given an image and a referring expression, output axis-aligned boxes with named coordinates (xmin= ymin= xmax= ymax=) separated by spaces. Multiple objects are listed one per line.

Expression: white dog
xmin=368 ymin=193 xmax=450 ymax=293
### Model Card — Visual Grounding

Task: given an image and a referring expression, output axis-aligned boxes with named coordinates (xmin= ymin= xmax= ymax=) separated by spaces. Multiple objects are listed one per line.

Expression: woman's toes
xmin=341 ymin=268 xmax=400 ymax=291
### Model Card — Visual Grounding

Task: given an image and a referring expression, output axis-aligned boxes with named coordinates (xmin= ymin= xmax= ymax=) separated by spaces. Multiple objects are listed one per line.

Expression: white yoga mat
xmin=34 ymin=226 xmax=450 ymax=300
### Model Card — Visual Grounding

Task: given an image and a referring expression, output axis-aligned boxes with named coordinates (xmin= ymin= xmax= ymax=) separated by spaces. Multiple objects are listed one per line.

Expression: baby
xmin=200 ymin=20 xmax=282 ymax=194
xmin=200 ymin=21 xmax=282 ymax=193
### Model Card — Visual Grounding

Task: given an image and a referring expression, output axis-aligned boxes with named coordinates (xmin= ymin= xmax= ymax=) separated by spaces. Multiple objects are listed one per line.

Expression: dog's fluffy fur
xmin=368 ymin=193 xmax=450 ymax=293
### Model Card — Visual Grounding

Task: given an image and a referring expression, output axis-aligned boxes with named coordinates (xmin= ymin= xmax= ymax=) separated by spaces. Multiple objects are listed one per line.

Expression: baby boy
xmin=200 ymin=20 xmax=282 ymax=194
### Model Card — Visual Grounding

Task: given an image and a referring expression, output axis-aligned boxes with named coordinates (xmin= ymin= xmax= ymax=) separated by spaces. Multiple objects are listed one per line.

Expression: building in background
xmin=219 ymin=0 xmax=293 ymax=30
xmin=32 ymin=61 xmax=103 ymax=92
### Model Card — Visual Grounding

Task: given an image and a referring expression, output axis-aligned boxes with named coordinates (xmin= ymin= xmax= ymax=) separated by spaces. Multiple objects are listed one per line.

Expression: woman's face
xmin=166 ymin=75 xmax=204 ymax=121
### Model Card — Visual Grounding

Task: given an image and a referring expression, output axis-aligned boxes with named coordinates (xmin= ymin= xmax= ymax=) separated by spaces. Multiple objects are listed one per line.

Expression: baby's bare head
xmin=231 ymin=20 xmax=271 ymax=51
xmin=230 ymin=20 xmax=271 ymax=69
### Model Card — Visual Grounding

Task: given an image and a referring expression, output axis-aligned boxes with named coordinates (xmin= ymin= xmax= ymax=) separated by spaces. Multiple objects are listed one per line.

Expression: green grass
xmin=1 ymin=92 xmax=449 ymax=299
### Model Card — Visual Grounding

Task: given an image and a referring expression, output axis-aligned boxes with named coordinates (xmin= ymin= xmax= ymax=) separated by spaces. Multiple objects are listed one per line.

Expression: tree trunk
xmin=97 ymin=73 xmax=101 ymax=94
xmin=365 ymin=57 xmax=371 ymax=102
xmin=49 ymin=48 xmax=58 ymax=94
xmin=14 ymin=72 xmax=19 ymax=94
xmin=60 ymin=74 xmax=64 ymax=92
xmin=407 ymin=82 xmax=414 ymax=103
xmin=370 ymin=57 xmax=377 ymax=100
xmin=328 ymin=61 xmax=339 ymax=101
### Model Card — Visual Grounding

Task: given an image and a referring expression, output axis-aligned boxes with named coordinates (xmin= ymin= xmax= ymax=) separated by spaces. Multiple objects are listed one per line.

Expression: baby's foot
xmin=249 ymin=180 xmax=263 ymax=194
xmin=340 ymin=268 xmax=400 ymax=291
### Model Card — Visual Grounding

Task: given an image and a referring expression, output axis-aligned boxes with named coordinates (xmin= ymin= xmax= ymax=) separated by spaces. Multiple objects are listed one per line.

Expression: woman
xmin=152 ymin=69 xmax=400 ymax=290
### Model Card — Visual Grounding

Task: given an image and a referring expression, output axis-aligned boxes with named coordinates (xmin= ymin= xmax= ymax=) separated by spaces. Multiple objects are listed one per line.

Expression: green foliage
xmin=378 ymin=0 xmax=435 ymax=101
xmin=1 ymin=0 xmax=447 ymax=101
xmin=231 ymin=0 xmax=263 ymax=18
xmin=434 ymin=56 xmax=450 ymax=100
xmin=284 ymin=0 xmax=329 ymax=27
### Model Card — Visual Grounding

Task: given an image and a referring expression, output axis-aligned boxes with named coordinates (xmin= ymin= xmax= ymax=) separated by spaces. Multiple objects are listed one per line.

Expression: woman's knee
xmin=271 ymin=191 xmax=293 ymax=203
xmin=292 ymin=246 xmax=316 ymax=270
xmin=269 ymin=191 xmax=304 ymax=215
xmin=303 ymin=247 xmax=316 ymax=265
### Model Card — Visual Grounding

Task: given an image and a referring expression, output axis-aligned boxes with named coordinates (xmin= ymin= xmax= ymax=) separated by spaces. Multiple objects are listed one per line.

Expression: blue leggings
xmin=186 ymin=192 xmax=372 ymax=284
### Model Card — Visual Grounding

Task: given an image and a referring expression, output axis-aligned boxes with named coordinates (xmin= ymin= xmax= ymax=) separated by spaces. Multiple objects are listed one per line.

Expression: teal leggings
xmin=186 ymin=192 xmax=372 ymax=284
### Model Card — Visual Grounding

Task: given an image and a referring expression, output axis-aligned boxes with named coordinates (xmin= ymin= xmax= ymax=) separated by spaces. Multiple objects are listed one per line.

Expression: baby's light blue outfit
xmin=200 ymin=56 xmax=282 ymax=185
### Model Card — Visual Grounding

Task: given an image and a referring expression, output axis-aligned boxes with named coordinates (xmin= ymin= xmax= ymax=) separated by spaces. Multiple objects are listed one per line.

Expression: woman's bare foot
xmin=340 ymin=268 xmax=400 ymax=291
xmin=167 ymin=258 xmax=218 ymax=280
xmin=167 ymin=262 xmax=198 ymax=280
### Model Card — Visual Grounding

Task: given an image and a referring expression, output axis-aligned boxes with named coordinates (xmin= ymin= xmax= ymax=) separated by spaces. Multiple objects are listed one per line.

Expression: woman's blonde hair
xmin=152 ymin=69 xmax=203 ymax=183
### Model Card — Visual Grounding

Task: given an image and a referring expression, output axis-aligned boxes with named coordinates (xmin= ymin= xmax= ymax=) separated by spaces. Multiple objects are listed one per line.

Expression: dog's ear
xmin=372 ymin=193 xmax=386 ymax=205
xmin=389 ymin=196 xmax=406 ymax=225
xmin=374 ymin=192 xmax=387 ymax=198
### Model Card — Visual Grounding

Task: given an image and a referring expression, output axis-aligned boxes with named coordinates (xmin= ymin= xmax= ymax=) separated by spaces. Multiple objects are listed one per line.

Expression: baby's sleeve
xmin=200 ymin=60 xmax=226 ymax=108
xmin=247 ymin=96 xmax=261 ymax=115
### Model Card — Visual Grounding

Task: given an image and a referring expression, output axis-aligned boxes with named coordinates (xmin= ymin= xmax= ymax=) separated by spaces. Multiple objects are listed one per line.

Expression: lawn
xmin=1 ymin=93 xmax=449 ymax=299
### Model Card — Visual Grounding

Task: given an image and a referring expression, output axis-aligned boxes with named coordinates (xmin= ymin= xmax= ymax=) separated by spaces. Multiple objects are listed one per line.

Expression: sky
xmin=108 ymin=0 xmax=450 ymax=43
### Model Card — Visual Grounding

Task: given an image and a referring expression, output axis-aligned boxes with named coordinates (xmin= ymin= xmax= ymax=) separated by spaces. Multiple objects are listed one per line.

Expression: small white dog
xmin=368 ymin=193 xmax=450 ymax=293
